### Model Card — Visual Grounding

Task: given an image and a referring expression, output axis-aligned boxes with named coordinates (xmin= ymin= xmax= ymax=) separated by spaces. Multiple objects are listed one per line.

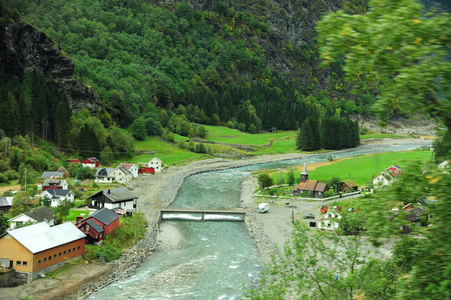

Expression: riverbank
xmin=1 ymin=138 xmax=433 ymax=299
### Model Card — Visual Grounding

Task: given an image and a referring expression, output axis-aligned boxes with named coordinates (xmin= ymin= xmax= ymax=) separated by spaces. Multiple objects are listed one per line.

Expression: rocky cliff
xmin=0 ymin=12 xmax=99 ymax=112
xmin=150 ymin=0 xmax=352 ymax=95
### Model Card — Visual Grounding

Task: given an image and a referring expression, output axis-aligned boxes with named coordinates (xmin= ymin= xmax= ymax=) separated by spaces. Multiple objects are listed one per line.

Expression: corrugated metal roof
xmin=41 ymin=171 xmax=65 ymax=179
xmin=0 ymin=196 xmax=13 ymax=207
xmin=8 ymin=222 xmax=86 ymax=254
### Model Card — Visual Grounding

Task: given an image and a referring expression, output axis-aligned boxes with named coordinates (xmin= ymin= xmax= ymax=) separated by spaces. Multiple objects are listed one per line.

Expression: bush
xmin=258 ymin=173 xmax=274 ymax=189
xmin=84 ymin=244 xmax=122 ymax=262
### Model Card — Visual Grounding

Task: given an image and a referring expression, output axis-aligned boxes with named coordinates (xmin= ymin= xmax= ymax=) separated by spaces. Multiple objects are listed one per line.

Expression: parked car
xmin=304 ymin=213 xmax=315 ymax=219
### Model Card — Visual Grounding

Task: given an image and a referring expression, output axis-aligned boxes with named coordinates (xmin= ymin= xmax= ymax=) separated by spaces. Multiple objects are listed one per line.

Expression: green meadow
xmin=305 ymin=149 xmax=431 ymax=186
xmin=132 ymin=137 xmax=204 ymax=166
xmin=204 ymin=125 xmax=297 ymax=145
xmin=129 ymin=125 xmax=428 ymax=167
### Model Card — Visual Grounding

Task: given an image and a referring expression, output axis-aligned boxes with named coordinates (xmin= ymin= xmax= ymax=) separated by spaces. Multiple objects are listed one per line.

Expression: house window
xmin=68 ymin=249 xmax=71 ymax=254
xmin=73 ymin=248 xmax=75 ymax=252
xmin=38 ymin=259 xmax=41 ymax=265
xmin=49 ymin=256 xmax=52 ymax=261
xmin=16 ymin=261 xmax=21 ymax=266
xmin=54 ymin=254 xmax=57 ymax=259
xmin=77 ymin=246 xmax=80 ymax=251
xmin=59 ymin=253 xmax=62 ymax=257
xmin=44 ymin=258 xmax=47 ymax=262
xmin=23 ymin=261 xmax=27 ymax=266
xmin=64 ymin=251 xmax=66 ymax=255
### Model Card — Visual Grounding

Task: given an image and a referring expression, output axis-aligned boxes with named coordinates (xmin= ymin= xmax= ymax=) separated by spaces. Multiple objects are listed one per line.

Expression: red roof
xmin=297 ymin=180 xmax=328 ymax=192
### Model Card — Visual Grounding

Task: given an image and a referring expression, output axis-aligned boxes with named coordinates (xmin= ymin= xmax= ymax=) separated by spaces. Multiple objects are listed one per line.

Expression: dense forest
xmin=2 ymin=1 xmax=370 ymax=128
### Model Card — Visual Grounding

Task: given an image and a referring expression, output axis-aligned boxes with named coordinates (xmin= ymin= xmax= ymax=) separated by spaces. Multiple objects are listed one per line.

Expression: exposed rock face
xmin=0 ymin=15 xmax=99 ymax=112
xmin=150 ymin=0 xmax=349 ymax=92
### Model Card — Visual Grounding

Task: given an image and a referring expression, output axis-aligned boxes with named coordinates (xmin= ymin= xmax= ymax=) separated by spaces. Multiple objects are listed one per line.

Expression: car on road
xmin=304 ymin=213 xmax=315 ymax=219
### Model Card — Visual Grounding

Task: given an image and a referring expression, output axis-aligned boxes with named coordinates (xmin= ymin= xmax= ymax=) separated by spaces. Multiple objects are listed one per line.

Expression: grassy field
xmin=129 ymin=125 xmax=428 ymax=167
xmin=204 ymin=125 xmax=297 ymax=145
xmin=132 ymin=137 xmax=204 ymax=165
xmin=300 ymin=149 xmax=431 ymax=186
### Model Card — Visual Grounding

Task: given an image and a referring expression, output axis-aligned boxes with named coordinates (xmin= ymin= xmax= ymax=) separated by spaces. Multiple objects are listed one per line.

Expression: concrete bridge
xmin=160 ymin=208 xmax=247 ymax=221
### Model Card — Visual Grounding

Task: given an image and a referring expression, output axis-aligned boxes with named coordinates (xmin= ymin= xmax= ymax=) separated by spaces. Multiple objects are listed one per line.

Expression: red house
xmin=66 ymin=158 xmax=80 ymax=164
xmin=76 ymin=208 xmax=120 ymax=243
xmin=138 ymin=167 xmax=155 ymax=174
xmin=385 ymin=164 xmax=402 ymax=177
xmin=43 ymin=179 xmax=68 ymax=191
xmin=82 ymin=157 xmax=100 ymax=168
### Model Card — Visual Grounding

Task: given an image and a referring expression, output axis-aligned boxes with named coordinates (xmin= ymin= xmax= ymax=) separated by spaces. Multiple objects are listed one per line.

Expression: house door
xmin=9 ymin=260 xmax=13 ymax=268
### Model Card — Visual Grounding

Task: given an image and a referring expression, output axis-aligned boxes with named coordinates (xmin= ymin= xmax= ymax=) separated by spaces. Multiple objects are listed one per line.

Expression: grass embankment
xmin=84 ymin=213 xmax=147 ymax=262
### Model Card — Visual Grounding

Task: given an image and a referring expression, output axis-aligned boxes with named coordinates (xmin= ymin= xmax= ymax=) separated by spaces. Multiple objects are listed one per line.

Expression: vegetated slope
xmin=7 ymin=0 xmax=378 ymax=130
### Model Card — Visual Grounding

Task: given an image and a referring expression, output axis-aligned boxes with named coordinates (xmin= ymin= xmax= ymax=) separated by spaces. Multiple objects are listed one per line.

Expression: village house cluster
xmin=0 ymin=156 xmax=163 ymax=284
xmin=292 ymin=161 xmax=448 ymax=233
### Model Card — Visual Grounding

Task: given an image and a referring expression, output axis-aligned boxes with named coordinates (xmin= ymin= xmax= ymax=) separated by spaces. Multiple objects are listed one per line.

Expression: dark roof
xmin=405 ymin=207 xmax=425 ymax=222
xmin=45 ymin=189 xmax=72 ymax=197
xmin=95 ymin=167 xmax=115 ymax=176
xmin=88 ymin=187 xmax=138 ymax=203
xmin=41 ymin=171 xmax=65 ymax=179
xmin=84 ymin=208 xmax=119 ymax=226
xmin=0 ymin=196 xmax=12 ymax=207
xmin=23 ymin=206 xmax=55 ymax=221
xmin=86 ymin=219 xmax=104 ymax=233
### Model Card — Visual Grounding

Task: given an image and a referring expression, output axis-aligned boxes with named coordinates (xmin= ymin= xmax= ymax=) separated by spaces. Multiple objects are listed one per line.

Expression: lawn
xmin=307 ymin=149 xmax=431 ymax=186
xmin=63 ymin=209 xmax=90 ymax=222
xmin=265 ymin=149 xmax=432 ymax=187
xmin=132 ymin=137 xmax=203 ymax=165
xmin=204 ymin=125 xmax=296 ymax=145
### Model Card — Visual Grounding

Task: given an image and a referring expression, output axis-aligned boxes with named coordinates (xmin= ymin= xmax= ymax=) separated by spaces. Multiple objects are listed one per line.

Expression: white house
xmin=372 ymin=172 xmax=394 ymax=188
xmin=8 ymin=206 xmax=55 ymax=229
xmin=118 ymin=163 xmax=139 ymax=178
xmin=87 ymin=187 xmax=138 ymax=214
xmin=146 ymin=157 xmax=163 ymax=172
xmin=40 ymin=189 xmax=75 ymax=207
xmin=95 ymin=167 xmax=115 ymax=183
xmin=438 ymin=160 xmax=450 ymax=171
xmin=110 ymin=166 xmax=132 ymax=184
xmin=318 ymin=206 xmax=342 ymax=231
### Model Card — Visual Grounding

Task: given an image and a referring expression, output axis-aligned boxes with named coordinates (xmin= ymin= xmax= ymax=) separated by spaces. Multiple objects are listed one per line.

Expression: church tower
xmin=300 ymin=163 xmax=309 ymax=183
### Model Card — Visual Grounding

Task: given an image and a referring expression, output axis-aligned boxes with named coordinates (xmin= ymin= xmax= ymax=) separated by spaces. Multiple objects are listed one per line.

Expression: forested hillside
xmin=3 ymin=0 xmax=375 ymax=128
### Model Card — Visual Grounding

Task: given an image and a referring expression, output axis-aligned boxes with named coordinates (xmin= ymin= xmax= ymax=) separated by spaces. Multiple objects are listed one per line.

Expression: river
xmin=89 ymin=139 xmax=432 ymax=300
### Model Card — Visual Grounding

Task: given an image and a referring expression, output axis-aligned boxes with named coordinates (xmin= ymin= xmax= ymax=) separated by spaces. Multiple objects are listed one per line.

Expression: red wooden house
xmin=42 ymin=179 xmax=68 ymax=191
xmin=76 ymin=208 xmax=120 ymax=243
xmin=82 ymin=157 xmax=100 ymax=168
xmin=385 ymin=164 xmax=402 ymax=177
xmin=138 ymin=167 xmax=155 ymax=174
